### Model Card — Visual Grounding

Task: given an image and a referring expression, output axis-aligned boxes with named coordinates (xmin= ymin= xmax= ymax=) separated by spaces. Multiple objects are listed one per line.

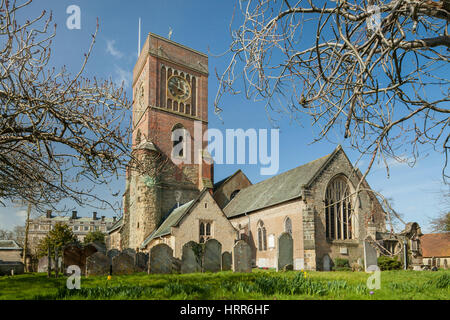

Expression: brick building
xmin=107 ymin=33 xmax=395 ymax=270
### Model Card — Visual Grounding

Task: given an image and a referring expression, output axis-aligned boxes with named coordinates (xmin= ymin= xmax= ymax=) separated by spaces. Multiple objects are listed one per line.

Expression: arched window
xmin=171 ymin=124 xmax=186 ymax=158
xmin=325 ymin=176 xmax=353 ymax=240
xmin=199 ymin=220 xmax=211 ymax=243
xmin=257 ymin=220 xmax=267 ymax=251
xmin=284 ymin=217 xmax=292 ymax=235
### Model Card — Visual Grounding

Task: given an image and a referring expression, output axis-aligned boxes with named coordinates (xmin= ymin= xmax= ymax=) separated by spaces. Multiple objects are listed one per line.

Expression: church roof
xmin=140 ymin=195 xmax=199 ymax=249
xmin=223 ymin=149 xmax=337 ymax=218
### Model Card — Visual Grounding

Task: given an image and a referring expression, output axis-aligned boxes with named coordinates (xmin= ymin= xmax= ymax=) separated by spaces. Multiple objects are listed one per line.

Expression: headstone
xmin=63 ymin=244 xmax=84 ymax=272
xmin=172 ymin=257 xmax=182 ymax=273
xmin=444 ymin=259 xmax=448 ymax=269
xmin=277 ymin=232 xmax=293 ymax=271
xmin=233 ymin=240 xmax=252 ymax=273
xmin=222 ymin=251 xmax=232 ymax=271
xmin=107 ymin=249 xmax=120 ymax=263
xmin=37 ymin=256 xmax=53 ymax=273
xmin=323 ymin=255 xmax=331 ymax=271
xmin=363 ymin=240 xmax=378 ymax=272
xmin=86 ymin=252 xmax=110 ymax=276
xmin=203 ymin=239 xmax=222 ymax=272
xmin=135 ymin=252 xmax=149 ymax=272
xmin=88 ymin=241 xmax=106 ymax=254
xmin=83 ymin=243 xmax=98 ymax=259
xmin=181 ymin=241 xmax=202 ymax=273
xmin=123 ymin=248 xmax=136 ymax=259
xmin=112 ymin=253 xmax=135 ymax=275
xmin=149 ymin=244 xmax=173 ymax=274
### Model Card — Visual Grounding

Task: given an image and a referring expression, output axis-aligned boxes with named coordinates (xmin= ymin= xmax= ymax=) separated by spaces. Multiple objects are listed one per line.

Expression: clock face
xmin=168 ymin=75 xmax=191 ymax=101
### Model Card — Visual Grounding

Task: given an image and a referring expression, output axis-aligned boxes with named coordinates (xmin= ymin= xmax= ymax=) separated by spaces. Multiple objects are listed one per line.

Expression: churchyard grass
xmin=0 ymin=269 xmax=448 ymax=300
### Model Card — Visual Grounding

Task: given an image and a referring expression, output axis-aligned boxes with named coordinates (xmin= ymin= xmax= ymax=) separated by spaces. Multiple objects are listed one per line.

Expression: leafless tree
xmin=0 ymin=0 xmax=132 ymax=212
xmin=216 ymin=0 xmax=450 ymax=184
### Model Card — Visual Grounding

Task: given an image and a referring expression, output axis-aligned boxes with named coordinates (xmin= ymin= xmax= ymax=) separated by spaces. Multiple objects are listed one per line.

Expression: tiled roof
xmin=223 ymin=151 xmax=334 ymax=218
xmin=140 ymin=199 xmax=195 ymax=248
xmin=107 ymin=217 xmax=123 ymax=233
xmin=421 ymin=233 xmax=450 ymax=257
xmin=0 ymin=240 xmax=21 ymax=250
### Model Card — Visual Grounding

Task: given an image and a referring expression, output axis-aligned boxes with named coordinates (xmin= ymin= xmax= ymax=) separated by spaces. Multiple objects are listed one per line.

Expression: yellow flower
xmin=107 ymin=275 xmax=112 ymax=281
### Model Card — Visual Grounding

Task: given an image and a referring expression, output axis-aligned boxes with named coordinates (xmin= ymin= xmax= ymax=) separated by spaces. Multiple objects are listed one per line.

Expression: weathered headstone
xmin=363 ymin=240 xmax=378 ymax=272
xmin=233 ymin=240 xmax=252 ymax=273
xmin=37 ymin=256 xmax=53 ymax=273
xmin=88 ymin=241 xmax=106 ymax=254
xmin=112 ymin=252 xmax=135 ymax=275
xmin=107 ymin=249 xmax=120 ymax=263
xmin=203 ymin=239 xmax=222 ymax=272
xmin=172 ymin=257 xmax=182 ymax=273
xmin=222 ymin=251 xmax=232 ymax=271
xmin=149 ymin=244 xmax=173 ymax=274
xmin=63 ymin=244 xmax=84 ymax=272
xmin=323 ymin=254 xmax=331 ymax=271
xmin=83 ymin=243 xmax=98 ymax=259
xmin=123 ymin=248 xmax=136 ymax=258
xmin=181 ymin=241 xmax=202 ymax=273
xmin=277 ymin=232 xmax=293 ymax=271
xmin=135 ymin=252 xmax=149 ymax=272
xmin=86 ymin=252 xmax=110 ymax=276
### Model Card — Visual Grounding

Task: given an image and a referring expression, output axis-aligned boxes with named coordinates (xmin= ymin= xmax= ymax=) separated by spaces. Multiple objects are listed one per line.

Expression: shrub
xmin=377 ymin=256 xmax=402 ymax=270
xmin=332 ymin=258 xmax=350 ymax=271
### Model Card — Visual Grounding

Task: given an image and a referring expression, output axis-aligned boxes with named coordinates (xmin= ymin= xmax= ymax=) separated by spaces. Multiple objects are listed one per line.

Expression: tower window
xmin=284 ymin=217 xmax=292 ymax=235
xmin=171 ymin=124 xmax=188 ymax=159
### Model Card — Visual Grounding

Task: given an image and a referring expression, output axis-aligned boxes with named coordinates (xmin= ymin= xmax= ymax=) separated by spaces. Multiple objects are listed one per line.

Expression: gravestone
xmin=86 ymin=252 xmax=110 ymax=276
xmin=233 ymin=240 xmax=252 ymax=273
xmin=181 ymin=241 xmax=202 ymax=273
xmin=222 ymin=251 xmax=232 ymax=271
xmin=37 ymin=256 xmax=53 ymax=273
xmin=323 ymin=255 xmax=331 ymax=271
xmin=123 ymin=248 xmax=136 ymax=258
xmin=135 ymin=252 xmax=149 ymax=272
xmin=83 ymin=243 xmax=98 ymax=259
xmin=277 ymin=232 xmax=293 ymax=271
xmin=363 ymin=240 xmax=378 ymax=272
xmin=63 ymin=244 xmax=84 ymax=273
xmin=203 ymin=239 xmax=222 ymax=272
xmin=88 ymin=241 xmax=106 ymax=254
xmin=107 ymin=249 xmax=120 ymax=263
xmin=149 ymin=244 xmax=173 ymax=274
xmin=112 ymin=253 xmax=135 ymax=275
xmin=172 ymin=257 xmax=182 ymax=273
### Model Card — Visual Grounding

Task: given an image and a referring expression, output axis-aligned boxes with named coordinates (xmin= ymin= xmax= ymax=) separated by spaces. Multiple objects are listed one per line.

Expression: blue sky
xmin=0 ymin=0 xmax=447 ymax=233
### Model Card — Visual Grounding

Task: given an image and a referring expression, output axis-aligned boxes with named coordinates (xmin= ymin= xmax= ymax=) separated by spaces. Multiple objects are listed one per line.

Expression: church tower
xmin=125 ymin=33 xmax=213 ymax=250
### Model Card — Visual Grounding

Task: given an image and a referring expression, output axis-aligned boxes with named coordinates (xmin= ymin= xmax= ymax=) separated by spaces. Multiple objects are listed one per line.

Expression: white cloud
xmin=106 ymin=40 xmax=124 ymax=59
xmin=0 ymin=207 xmax=27 ymax=231
xmin=113 ymin=65 xmax=132 ymax=88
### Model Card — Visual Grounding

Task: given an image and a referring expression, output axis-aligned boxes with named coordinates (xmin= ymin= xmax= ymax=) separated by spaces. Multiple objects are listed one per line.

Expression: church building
xmin=106 ymin=33 xmax=389 ymax=271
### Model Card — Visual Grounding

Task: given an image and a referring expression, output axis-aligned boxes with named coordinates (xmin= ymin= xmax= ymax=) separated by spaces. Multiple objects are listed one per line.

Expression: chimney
xmin=101 ymin=216 xmax=105 ymax=222
xmin=46 ymin=210 xmax=52 ymax=219
xmin=72 ymin=211 xmax=77 ymax=219
xmin=92 ymin=212 xmax=97 ymax=220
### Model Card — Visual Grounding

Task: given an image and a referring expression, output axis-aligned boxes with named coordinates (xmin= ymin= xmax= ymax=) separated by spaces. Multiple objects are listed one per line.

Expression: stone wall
xmin=229 ymin=199 xmax=305 ymax=270
xmin=305 ymin=147 xmax=386 ymax=270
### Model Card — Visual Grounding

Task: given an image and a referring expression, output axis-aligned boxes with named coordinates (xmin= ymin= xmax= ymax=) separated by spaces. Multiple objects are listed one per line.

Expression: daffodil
xmin=107 ymin=275 xmax=112 ymax=281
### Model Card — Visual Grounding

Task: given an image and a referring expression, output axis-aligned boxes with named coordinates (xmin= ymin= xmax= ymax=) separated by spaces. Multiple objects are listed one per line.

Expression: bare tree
xmin=0 ymin=0 xmax=132 ymax=212
xmin=216 ymin=0 xmax=450 ymax=183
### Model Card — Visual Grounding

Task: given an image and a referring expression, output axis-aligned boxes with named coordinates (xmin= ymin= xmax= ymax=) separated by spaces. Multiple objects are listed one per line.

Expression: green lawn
xmin=0 ymin=269 xmax=448 ymax=300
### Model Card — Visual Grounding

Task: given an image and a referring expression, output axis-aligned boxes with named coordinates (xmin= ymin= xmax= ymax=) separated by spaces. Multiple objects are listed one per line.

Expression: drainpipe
xmin=403 ymin=241 xmax=408 ymax=270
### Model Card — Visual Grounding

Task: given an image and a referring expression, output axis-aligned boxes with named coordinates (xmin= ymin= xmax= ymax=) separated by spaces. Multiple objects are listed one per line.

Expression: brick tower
xmin=124 ymin=33 xmax=213 ymax=250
